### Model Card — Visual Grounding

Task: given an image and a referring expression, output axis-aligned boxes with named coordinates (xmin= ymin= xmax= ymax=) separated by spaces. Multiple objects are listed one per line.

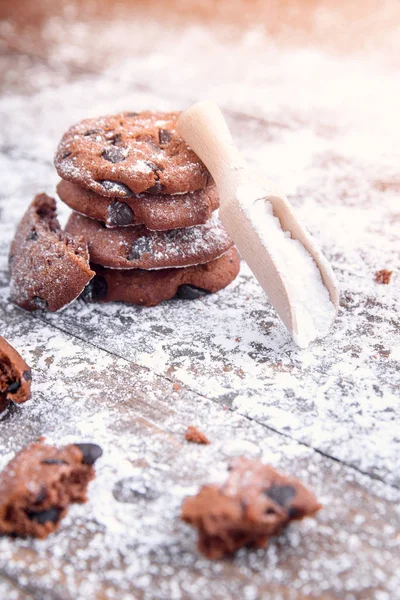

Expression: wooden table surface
xmin=0 ymin=2 xmax=399 ymax=599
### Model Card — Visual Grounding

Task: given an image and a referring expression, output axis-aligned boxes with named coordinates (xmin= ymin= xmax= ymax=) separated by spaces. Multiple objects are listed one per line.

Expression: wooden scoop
xmin=177 ymin=101 xmax=339 ymax=347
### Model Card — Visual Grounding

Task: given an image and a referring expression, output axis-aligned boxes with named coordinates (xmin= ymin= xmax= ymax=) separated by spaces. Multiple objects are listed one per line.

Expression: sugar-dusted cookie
xmin=9 ymin=194 xmax=95 ymax=312
xmin=0 ymin=336 xmax=32 ymax=411
xmin=57 ymin=180 xmax=219 ymax=231
xmin=65 ymin=212 xmax=234 ymax=270
xmin=54 ymin=112 xmax=210 ymax=197
xmin=182 ymin=457 xmax=321 ymax=558
xmin=81 ymin=247 xmax=240 ymax=306
xmin=0 ymin=441 xmax=102 ymax=538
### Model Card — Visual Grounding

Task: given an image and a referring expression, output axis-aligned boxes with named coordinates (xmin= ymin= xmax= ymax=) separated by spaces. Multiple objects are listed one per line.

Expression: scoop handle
xmin=177 ymin=101 xmax=244 ymax=186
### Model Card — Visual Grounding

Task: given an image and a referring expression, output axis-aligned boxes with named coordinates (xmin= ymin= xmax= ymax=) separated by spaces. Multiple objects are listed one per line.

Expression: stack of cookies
xmin=54 ymin=111 xmax=240 ymax=307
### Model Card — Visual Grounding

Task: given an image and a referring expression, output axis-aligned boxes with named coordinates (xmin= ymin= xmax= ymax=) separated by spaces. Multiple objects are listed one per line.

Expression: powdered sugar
xmin=246 ymin=195 xmax=336 ymax=347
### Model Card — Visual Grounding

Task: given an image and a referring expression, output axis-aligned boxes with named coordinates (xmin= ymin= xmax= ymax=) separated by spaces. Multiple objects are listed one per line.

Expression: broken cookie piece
xmin=0 ymin=336 xmax=32 ymax=412
xmin=9 ymin=193 xmax=95 ymax=312
xmin=182 ymin=457 xmax=321 ymax=558
xmin=0 ymin=441 xmax=102 ymax=538
xmin=375 ymin=269 xmax=393 ymax=285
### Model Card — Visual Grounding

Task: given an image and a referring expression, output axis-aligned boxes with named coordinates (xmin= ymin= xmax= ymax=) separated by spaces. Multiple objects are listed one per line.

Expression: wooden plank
xmin=0 ymin=305 xmax=399 ymax=600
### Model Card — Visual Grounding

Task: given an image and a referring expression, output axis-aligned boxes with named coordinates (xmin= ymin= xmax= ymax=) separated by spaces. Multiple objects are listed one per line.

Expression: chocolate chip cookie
xmin=57 ymin=180 xmax=219 ymax=231
xmin=54 ymin=112 xmax=210 ymax=197
xmin=65 ymin=212 xmax=234 ymax=270
xmin=9 ymin=194 xmax=95 ymax=312
xmin=82 ymin=247 xmax=240 ymax=306
xmin=182 ymin=457 xmax=321 ymax=558
xmin=0 ymin=441 xmax=102 ymax=538
xmin=0 ymin=336 xmax=32 ymax=412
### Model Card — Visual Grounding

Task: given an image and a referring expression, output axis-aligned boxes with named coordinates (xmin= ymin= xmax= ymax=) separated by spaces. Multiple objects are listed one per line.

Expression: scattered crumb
xmin=173 ymin=382 xmax=181 ymax=391
xmin=185 ymin=426 xmax=210 ymax=445
xmin=375 ymin=269 xmax=393 ymax=284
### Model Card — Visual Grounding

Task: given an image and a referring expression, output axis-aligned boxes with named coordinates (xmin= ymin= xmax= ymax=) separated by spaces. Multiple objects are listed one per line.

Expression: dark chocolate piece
xmin=101 ymin=146 xmax=127 ymax=164
xmin=176 ymin=285 xmax=209 ymax=300
xmin=74 ymin=443 xmax=103 ymax=466
xmin=107 ymin=201 xmax=134 ymax=226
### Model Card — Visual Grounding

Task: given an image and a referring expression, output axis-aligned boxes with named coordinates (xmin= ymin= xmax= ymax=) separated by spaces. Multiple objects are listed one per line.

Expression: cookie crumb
xmin=185 ymin=426 xmax=210 ymax=445
xmin=375 ymin=269 xmax=392 ymax=284
xmin=173 ymin=382 xmax=181 ymax=392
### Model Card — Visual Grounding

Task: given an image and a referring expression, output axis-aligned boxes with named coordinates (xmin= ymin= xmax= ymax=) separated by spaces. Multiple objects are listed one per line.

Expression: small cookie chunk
xmin=9 ymin=194 xmax=95 ymax=312
xmin=57 ymin=180 xmax=219 ymax=231
xmin=54 ymin=112 xmax=210 ymax=197
xmin=185 ymin=426 xmax=210 ymax=445
xmin=182 ymin=457 xmax=321 ymax=558
xmin=81 ymin=247 xmax=240 ymax=306
xmin=375 ymin=269 xmax=392 ymax=284
xmin=65 ymin=212 xmax=234 ymax=270
xmin=0 ymin=441 xmax=102 ymax=538
xmin=0 ymin=336 xmax=32 ymax=411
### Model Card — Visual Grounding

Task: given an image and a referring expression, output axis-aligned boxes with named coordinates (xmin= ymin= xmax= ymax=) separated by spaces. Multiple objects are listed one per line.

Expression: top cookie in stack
xmin=54 ymin=111 xmax=240 ymax=307
xmin=55 ymin=111 xmax=218 ymax=230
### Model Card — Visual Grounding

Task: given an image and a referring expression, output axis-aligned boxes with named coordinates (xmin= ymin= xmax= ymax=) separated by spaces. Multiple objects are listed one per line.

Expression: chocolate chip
xmin=41 ymin=459 xmax=68 ymax=465
xmin=99 ymin=180 xmax=133 ymax=197
xmin=176 ymin=285 xmax=209 ymax=300
xmin=23 ymin=370 xmax=32 ymax=382
xmin=287 ymin=506 xmax=301 ymax=519
xmin=62 ymin=151 xmax=71 ymax=159
xmin=32 ymin=297 xmax=48 ymax=310
xmin=6 ymin=380 xmax=21 ymax=394
xmin=107 ymin=201 xmax=134 ymax=226
xmin=128 ymin=236 xmax=153 ymax=261
xmin=84 ymin=129 xmax=100 ymax=136
xmin=101 ymin=146 xmax=127 ymax=164
xmin=144 ymin=160 xmax=161 ymax=173
xmin=27 ymin=229 xmax=38 ymax=241
xmin=265 ymin=485 xmax=296 ymax=507
xmin=265 ymin=507 xmax=278 ymax=515
xmin=146 ymin=182 xmax=164 ymax=194
xmin=81 ymin=275 xmax=108 ymax=302
xmin=158 ymin=129 xmax=172 ymax=145
xmin=74 ymin=443 xmax=103 ymax=465
xmin=126 ymin=112 xmax=139 ymax=117
xmin=34 ymin=486 xmax=48 ymax=504
xmin=27 ymin=507 xmax=61 ymax=524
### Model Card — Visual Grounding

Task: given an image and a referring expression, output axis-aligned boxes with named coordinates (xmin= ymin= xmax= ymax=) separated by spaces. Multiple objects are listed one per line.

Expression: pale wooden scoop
xmin=177 ymin=101 xmax=339 ymax=348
